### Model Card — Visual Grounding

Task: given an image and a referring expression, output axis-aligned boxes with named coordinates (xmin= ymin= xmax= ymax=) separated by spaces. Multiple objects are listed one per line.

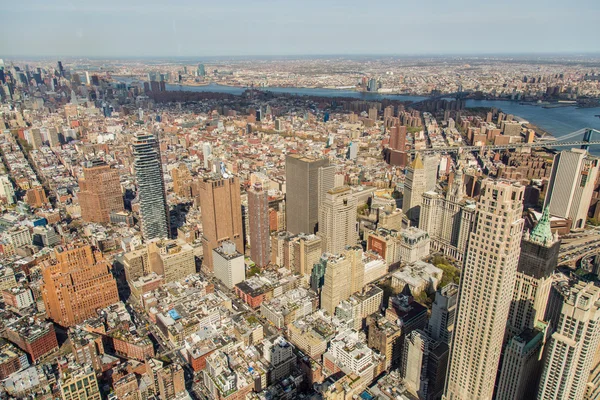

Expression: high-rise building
xmin=288 ymin=233 xmax=322 ymax=276
xmin=285 ymin=155 xmax=333 ymax=235
xmin=41 ymin=244 xmax=119 ymax=327
xmin=428 ymin=283 xmax=458 ymax=344
xmin=318 ymin=186 xmax=358 ymax=254
xmin=444 ymin=180 xmax=525 ymax=400
xmin=58 ymin=364 xmax=101 ymax=400
xmin=401 ymin=329 xmax=432 ymax=399
xmin=78 ymin=161 xmax=123 ymax=224
xmin=148 ymin=239 xmax=195 ymax=283
xmin=0 ymin=175 xmax=15 ymax=205
xmin=202 ymin=142 xmax=212 ymax=170
xmin=423 ymin=154 xmax=440 ymax=192
xmin=496 ymin=324 xmax=547 ymax=400
xmin=133 ymin=132 xmax=169 ymax=240
xmin=389 ymin=125 xmax=407 ymax=151
xmin=537 ymin=281 xmax=600 ymax=400
xmin=213 ymin=241 xmax=245 ymax=290
xmin=197 ymin=175 xmax=243 ymax=271
xmin=320 ymin=250 xmax=364 ymax=314
xmin=544 ymin=149 xmax=599 ymax=230
xmin=403 ymin=154 xmax=427 ymax=226
xmin=507 ymin=206 xmax=560 ymax=336
xmin=419 ymin=169 xmax=477 ymax=261
xmin=248 ymin=183 xmax=270 ymax=268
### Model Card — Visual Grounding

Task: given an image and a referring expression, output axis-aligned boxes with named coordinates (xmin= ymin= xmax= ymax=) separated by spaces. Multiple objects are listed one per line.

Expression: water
xmin=119 ymin=78 xmax=600 ymax=151
xmin=164 ymin=83 xmax=428 ymax=102
xmin=465 ymin=100 xmax=600 ymax=139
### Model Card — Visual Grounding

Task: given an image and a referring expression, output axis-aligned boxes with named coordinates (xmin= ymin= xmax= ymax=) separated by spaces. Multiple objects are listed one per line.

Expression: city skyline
xmin=1 ymin=0 xmax=599 ymax=57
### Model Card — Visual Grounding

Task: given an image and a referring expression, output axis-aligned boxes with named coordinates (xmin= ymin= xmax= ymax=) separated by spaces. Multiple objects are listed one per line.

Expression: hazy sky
xmin=1 ymin=0 xmax=599 ymax=57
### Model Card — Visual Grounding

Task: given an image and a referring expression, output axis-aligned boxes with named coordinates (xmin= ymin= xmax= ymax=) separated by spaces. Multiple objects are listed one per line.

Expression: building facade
xmin=444 ymin=180 xmax=525 ymax=400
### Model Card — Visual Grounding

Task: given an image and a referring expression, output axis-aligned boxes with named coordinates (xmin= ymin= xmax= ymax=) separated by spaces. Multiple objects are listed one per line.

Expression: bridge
xmin=409 ymin=127 xmax=600 ymax=154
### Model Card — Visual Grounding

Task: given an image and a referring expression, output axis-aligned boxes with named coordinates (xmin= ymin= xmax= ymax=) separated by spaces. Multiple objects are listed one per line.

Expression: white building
xmin=0 ymin=175 xmax=15 ymax=205
xmin=213 ymin=241 xmax=245 ymax=289
xmin=398 ymin=227 xmax=430 ymax=264
xmin=544 ymin=149 xmax=599 ymax=230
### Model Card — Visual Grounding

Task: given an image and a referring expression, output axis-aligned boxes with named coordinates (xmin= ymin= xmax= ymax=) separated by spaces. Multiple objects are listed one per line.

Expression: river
xmin=120 ymin=79 xmax=600 ymax=151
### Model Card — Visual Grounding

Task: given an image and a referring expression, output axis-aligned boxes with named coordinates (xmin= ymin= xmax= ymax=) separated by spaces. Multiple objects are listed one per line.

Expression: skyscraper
xmin=537 ymin=281 xmax=600 ymax=400
xmin=285 ymin=155 xmax=333 ymax=235
xmin=318 ymin=186 xmax=358 ymax=254
xmin=403 ymin=153 xmax=426 ymax=226
xmin=428 ymin=283 xmax=458 ymax=344
xmin=78 ymin=160 xmax=123 ymax=224
xmin=133 ymin=132 xmax=169 ymax=240
xmin=507 ymin=206 xmax=560 ymax=336
xmin=248 ymin=183 xmax=270 ymax=268
xmin=496 ymin=206 xmax=561 ymax=400
xmin=444 ymin=180 xmax=525 ymax=400
xmin=41 ymin=244 xmax=119 ymax=327
xmin=197 ymin=175 xmax=243 ymax=271
xmin=544 ymin=149 xmax=599 ymax=230
xmin=419 ymin=170 xmax=476 ymax=262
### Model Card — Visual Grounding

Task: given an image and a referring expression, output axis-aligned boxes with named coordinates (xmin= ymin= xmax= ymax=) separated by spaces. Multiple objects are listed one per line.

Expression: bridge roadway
xmin=409 ymin=139 xmax=600 ymax=154
xmin=409 ymin=127 xmax=600 ymax=154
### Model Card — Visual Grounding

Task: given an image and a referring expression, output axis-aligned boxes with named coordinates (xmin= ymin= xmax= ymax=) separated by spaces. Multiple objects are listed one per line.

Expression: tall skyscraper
xmin=428 ymin=283 xmax=458 ymax=344
xmin=444 ymin=180 xmax=525 ymax=400
xmin=544 ymin=149 xmax=599 ymax=230
xmin=285 ymin=155 xmax=333 ymax=235
xmin=133 ymin=132 xmax=169 ymax=240
xmin=389 ymin=125 xmax=407 ymax=151
xmin=403 ymin=153 xmax=426 ymax=226
xmin=320 ymin=249 xmax=364 ymax=315
xmin=496 ymin=206 xmax=561 ymax=400
xmin=507 ymin=206 xmax=560 ymax=336
xmin=420 ymin=170 xmax=476 ymax=262
xmin=197 ymin=175 xmax=243 ymax=271
xmin=248 ymin=183 xmax=270 ymax=268
xmin=318 ymin=186 xmax=358 ymax=254
xmin=78 ymin=160 xmax=123 ymax=224
xmin=537 ymin=281 xmax=600 ymax=400
xmin=41 ymin=244 xmax=119 ymax=327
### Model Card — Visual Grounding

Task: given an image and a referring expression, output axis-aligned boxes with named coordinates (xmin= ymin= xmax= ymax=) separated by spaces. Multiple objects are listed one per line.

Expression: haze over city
xmin=1 ymin=0 xmax=600 ymax=57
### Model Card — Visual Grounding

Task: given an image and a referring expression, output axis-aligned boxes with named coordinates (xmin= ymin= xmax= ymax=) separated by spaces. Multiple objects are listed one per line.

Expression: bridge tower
xmin=582 ymin=128 xmax=594 ymax=151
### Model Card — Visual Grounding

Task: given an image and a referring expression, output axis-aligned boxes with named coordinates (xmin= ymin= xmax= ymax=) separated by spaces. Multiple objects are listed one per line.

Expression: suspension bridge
xmin=409 ymin=127 xmax=600 ymax=154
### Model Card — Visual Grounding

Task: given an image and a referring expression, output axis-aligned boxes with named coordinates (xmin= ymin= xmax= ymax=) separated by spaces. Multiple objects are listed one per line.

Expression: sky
xmin=1 ymin=0 xmax=599 ymax=58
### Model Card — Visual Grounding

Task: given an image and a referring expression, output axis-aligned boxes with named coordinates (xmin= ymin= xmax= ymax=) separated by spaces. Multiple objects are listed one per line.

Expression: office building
xmin=398 ymin=227 xmax=431 ymax=264
xmin=444 ymin=180 xmax=525 ymax=400
xmin=133 ymin=132 xmax=169 ymax=240
xmin=0 ymin=175 xmax=15 ymax=205
xmin=41 ymin=244 xmax=119 ymax=327
xmin=544 ymin=149 xmax=599 ymax=230
xmin=496 ymin=324 xmax=547 ymax=400
xmin=248 ymin=183 xmax=270 ymax=268
xmin=403 ymin=154 xmax=427 ymax=226
xmin=320 ymin=250 xmax=364 ymax=315
xmin=288 ymin=233 xmax=322 ymax=276
xmin=285 ymin=154 xmax=333 ymax=235
xmin=213 ymin=241 xmax=245 ymax=289
xmin=538 ymin=281 xmax=600 ymax=400
xmin=318 ymin=186 xmax=358 ymax=254
xmin=507 ymin=206 xmax=560 ymax=336
xmin=148 ymin=239 xmax=195 ymax=283
xmin=401 ymin=329 xmax=432 ymax=399
xmin=428 ymin=283 xmax=458 ymax=344
xmin=78 ymin=161 xmax=123 ymax=224
xmin=197 ymin=175 xmax=243 ymax=271
xmin=59 ymin=364 xmax=100 ymax=400
xmin=419 ymin=170 xmax=476 ymax=261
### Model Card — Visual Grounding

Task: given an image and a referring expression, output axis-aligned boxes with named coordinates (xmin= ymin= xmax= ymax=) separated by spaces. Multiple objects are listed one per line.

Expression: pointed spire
xmin=411 ymin=153 xmax=424 ymax=170
xmin=529 ymin=206 xmax=555 ymax=246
